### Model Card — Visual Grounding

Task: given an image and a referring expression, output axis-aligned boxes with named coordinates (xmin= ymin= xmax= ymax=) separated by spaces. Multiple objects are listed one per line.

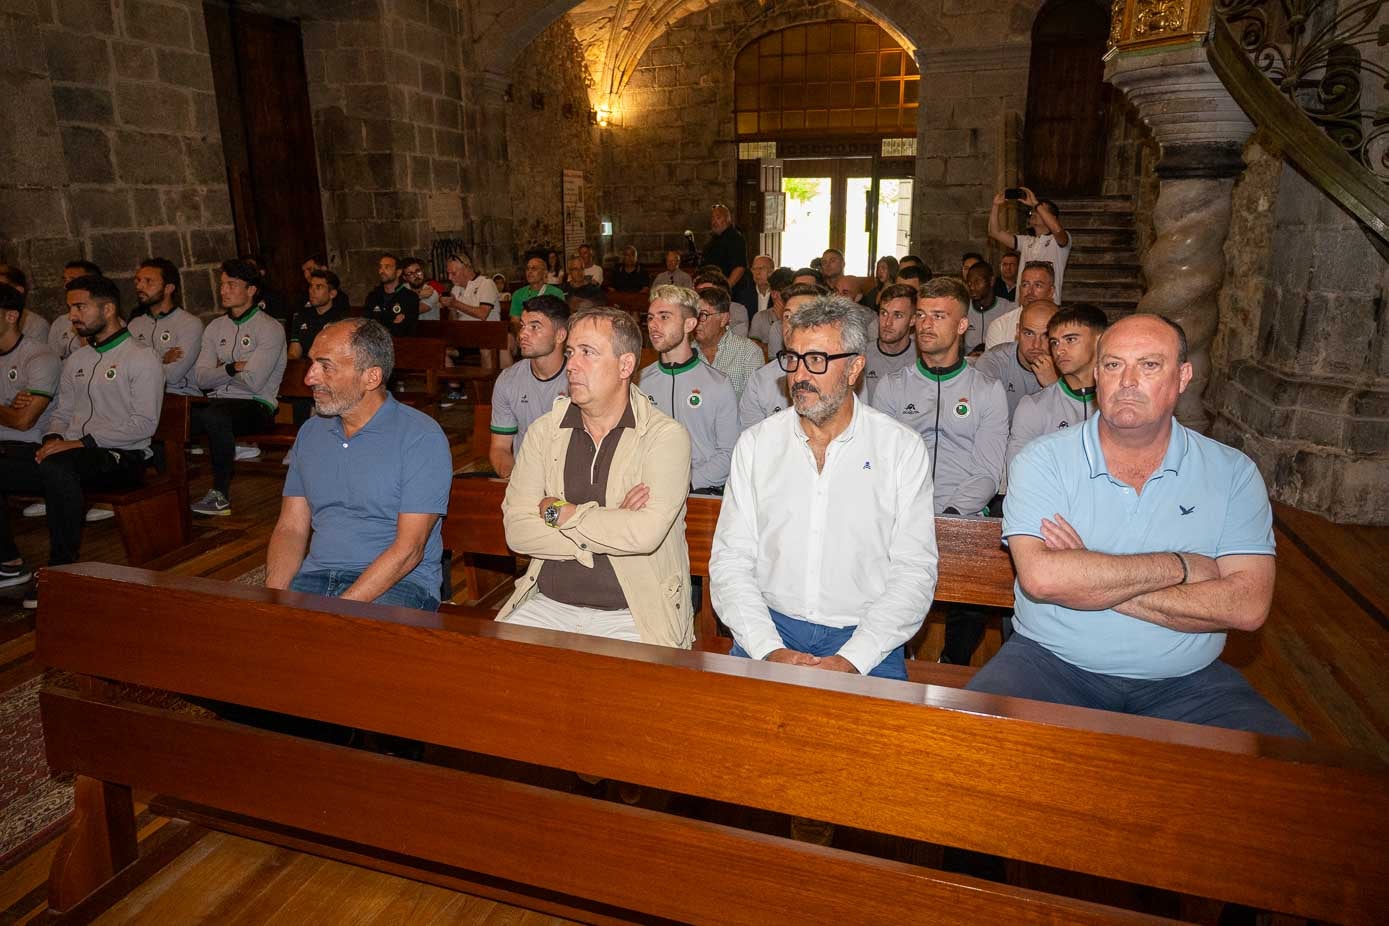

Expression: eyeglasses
xmin=695 ymin=311 xmax=722 ymax=322
xmin=777 ymin=349 xmax=857 ymax=374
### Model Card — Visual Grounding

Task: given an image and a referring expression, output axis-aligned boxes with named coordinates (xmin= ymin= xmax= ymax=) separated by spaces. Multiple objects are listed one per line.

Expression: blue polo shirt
xmin=1003 ymin=413 xmax=1275 ymax=680
xmin=284 ymin=395 xmax=453 ymax=597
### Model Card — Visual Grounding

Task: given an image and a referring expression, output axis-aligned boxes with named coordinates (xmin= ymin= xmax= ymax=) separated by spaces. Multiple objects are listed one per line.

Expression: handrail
xmin=1207 ymin=11 xmax=1389 ymax=241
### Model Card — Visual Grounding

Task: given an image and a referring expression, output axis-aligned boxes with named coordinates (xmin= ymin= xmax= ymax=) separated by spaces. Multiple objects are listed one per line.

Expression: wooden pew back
xmin=36 ymin=564 xmax=1389 ymax=925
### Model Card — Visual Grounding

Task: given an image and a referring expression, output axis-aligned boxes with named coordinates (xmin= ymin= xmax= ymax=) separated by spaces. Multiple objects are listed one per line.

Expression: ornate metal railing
xmin=1215 ymin=0 xmax=1389 ymax=181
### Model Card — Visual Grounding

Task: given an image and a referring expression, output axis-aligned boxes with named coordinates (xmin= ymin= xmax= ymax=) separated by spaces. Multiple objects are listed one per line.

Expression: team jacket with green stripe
xmin=46 ymin=328 xmax=164 ymax=452
xmin=1005 ymin=378 xmax=1097 ymax=472
xmin=195 ymin=306 xmax=287 ymax=411
xmin=870 ymin=358 xmax=1008 ymax=515
xmin=637 ymin=354 xmax=741 ymax=490
xmin=0 ymin=334 xmax=61 ymax=442
xmin=128 ymin=306 xmax=205 ymax=396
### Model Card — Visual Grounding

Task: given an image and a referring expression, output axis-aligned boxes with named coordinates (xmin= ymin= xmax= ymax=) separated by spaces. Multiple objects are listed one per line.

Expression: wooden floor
xmin=2 ymin=401 xmax=1388 ymax=920
xmin=93 ymin=831 xmax=574 ymax=926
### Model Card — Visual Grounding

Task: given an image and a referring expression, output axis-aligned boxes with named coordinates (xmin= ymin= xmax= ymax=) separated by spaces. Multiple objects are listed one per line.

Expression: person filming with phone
xmin=989 ymin=187 xmax=1072 ymax=301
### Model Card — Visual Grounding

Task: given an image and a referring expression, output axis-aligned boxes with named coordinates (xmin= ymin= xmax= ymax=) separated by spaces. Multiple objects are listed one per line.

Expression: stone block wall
xmin=505 ymin=18 xmax=601 ymax=264
xmin=1211 ymin=158 xmax=1389 ymax=523
xmin=0 ymin=0 xmax=234 ymax=319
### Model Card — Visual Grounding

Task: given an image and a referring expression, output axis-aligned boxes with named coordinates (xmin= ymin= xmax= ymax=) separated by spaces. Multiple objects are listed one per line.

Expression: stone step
xmin=1062 ymin=281 xmax=1145 ymax=304
xmin=1067 ymin=227 xmax=1137 ymax=249
xmin=1066 ymin=248 xmax=1140 ymax=266
xmin=1055 ymin=210 xmax=1134 ymax=229
xmin=1051 ymin=195 xmax=1136 ymax=211
xmin=1066 ymin=261 xmax=1143 ymax=280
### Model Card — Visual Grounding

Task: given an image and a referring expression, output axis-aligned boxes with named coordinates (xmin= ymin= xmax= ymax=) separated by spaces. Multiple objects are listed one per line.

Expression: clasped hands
xmin=765 ymin=650 xmax=858 ymax=673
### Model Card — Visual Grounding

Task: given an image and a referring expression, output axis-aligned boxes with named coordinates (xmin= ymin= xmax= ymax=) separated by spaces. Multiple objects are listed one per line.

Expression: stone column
xmin=1107 ymin=44 xmax=1253 ymax=431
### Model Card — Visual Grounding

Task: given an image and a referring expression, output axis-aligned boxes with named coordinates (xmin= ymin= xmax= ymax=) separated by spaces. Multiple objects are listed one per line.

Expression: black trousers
xmin=0 ymin=441 xmax=145 ymax=566
xmin=191 ymin=399 xmax=274 ymax=495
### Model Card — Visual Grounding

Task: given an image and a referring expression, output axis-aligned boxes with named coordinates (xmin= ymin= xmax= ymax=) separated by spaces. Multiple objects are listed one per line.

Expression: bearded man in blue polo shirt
xmin=968 ymin=313 xmax=1303 ymax=738
xmin=266 ymin=318 xmax=452 ymax=610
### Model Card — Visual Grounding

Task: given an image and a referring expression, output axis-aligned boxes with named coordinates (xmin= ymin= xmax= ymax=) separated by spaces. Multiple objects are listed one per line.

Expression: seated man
xmin=609 ymin=245 xmax=649 ymax=293
xmin=441 ymin=253 xmax=500 ymax=321
xmin=364 ymin=253 xmax=421 ymax=337
xmin=963 ymin=260 xmax=1015 ymax=355
xmin=266 ymin=319 xmax=452 ymax=609
xmin=651 ymin=250 xmax=693 ymax=288
xmin=0 ymin=276 xmax=163 ymax=608
xmin=985 ymin=259 xmax=1055 ymax=350
xmin=859 ymin=282 xmax=917 ymax=401
xmin=641 ymin=285 xmax=739 ymax=493
xmin=968 ymin=315 xmax=1303 ymax=738
xmin=693 ymin=267 xmax=750 ymax=338
xmin=747 ymin=267 xmax=794 ymax=355
xmin=128 ymin=258 xmax=203 ymax=397
xmin=191 ymin=259 xmax=287 ymax=517
xmin=288 ymin=269 xmax=348 ymax=360
xmin=749 ymin=254 xmax=776 ymax=318
xmin=401 ymin=257 xmax=440 ymax=321
xmin=497 ymin=307 xmax=693 ymax=646
xmin=692 ymin=286 xmax=764 ymax=399
xmin=578 ymin=243 xmax=603 ymax=286
xmin=1006 ymin=303 xmax=1107 ymax=470
xmin=739 ymin=282 xmax=825 ymax=430
xmin=489 ymin=295 xmax=569 ymax=478
xmin=974 ymin=299 xmax=1059 ymax=423
xmin=711 ymin=294 xmax=937 ymax=679
xmin=509 ymin=255 xmax=566 ymax=320
xmin=45 ymin=262 xmax=102 ymax=360
xmin=873 ymin=276 xmax=1009 ymax=666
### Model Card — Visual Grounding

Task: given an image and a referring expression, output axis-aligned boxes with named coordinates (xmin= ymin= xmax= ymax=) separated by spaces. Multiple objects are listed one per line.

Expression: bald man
xmin=969 ymin=314 xmax=1303 ymax=739
xmin=974 ymin=300 xmax=1059 ymax=422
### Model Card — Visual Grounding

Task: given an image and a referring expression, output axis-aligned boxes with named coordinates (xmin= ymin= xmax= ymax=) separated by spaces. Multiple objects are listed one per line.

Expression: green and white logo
xmin=953 ymin=398 xmax=970 ymax=418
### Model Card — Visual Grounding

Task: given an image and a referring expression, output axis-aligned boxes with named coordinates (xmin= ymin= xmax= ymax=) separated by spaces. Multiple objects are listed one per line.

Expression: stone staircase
xmin=1051 ymin=195 xmax=1144 ymax=317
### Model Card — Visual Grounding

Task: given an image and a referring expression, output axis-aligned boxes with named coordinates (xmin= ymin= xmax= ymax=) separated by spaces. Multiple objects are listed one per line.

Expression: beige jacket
xmin=497 ymin=384 xmax=694 ymax=648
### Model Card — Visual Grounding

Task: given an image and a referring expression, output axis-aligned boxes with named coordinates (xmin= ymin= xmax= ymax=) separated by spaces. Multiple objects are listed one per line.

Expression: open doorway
xmin=780 ymin=158 xmax=913 ymax=274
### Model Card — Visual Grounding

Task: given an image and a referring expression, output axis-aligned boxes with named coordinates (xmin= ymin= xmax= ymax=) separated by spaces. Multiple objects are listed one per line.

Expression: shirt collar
xmin=561 ymin=394 xmax=635 ymax=430
xmin=230 ymin=305 xmax=260 ymax=326
xmin=92 ymin=328 xmax=131 ymax=353
xmin=915 ymin=356 xmax=966 ymax=383
xmin=1082 ymin=413 xmax=1189 ymax=480
xmin=328 ymin=393 xmax=397 ymax=440
xmin=793 ymin=393 xmax=861 ymax=446
xmin=656 ymin=353 xmax=700 ymax=376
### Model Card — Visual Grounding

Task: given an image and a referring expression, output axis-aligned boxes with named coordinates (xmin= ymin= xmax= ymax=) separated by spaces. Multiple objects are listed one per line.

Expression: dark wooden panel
xmin=1023 ymin=0 xmax=1110 ymax=195
xmin=42 ymin=691 xmax=1170 ymax=926
xmin=36 ymin=565 xmax=1389 ymax=923
xmin=416 ymin=320 xmax=511 ymax=351
xmin=443 ymin=477 xmax=512 ymax=557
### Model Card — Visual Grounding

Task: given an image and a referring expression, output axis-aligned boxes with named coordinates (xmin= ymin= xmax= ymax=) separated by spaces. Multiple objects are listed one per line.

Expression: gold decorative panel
xmin=1109 ymin=0 xmax=1214 ymax=51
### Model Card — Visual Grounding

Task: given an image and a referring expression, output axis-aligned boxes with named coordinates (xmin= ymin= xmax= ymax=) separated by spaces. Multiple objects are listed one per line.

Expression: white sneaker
xmin=85 ymin=507 xmax=115 ymax=522
xmin=234 ymin=444 xmax=262 ymax=461
xmin=22 ymin=502 xmax=45 ymax=517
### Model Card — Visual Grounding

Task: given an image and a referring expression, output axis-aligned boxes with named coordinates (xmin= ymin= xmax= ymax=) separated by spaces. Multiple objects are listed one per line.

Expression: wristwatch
xmin=543 ymin=499 xmax=568 ymax=528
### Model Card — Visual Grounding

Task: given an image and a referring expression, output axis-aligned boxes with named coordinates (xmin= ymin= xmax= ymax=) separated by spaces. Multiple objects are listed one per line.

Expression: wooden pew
xmin=440 ymin=478 xmax=1012 ymax=687
xmin=388 ymin=336 xmax=448 ymax=416
xmin=14 ymin=395 xmax=193 ymax=566
xmin=36 ymin=564 xmax=1389 ymax=924
xmin=416 ymin=320 xmax=510 ymax=404
xmin=238 ymin=358 xmax=312 ymax=452
xmin=605 ymin=290 xmax=649 ymax=316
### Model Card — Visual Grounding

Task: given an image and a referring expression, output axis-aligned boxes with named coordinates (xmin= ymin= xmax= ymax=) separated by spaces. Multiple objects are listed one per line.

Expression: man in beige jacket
xmin=497 ymin=307 xmax=694 ymax=648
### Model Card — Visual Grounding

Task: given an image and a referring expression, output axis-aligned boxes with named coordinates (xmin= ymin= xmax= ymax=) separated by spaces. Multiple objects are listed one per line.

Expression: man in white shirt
xmin=985 ymin=260 xmax=1057 ymax=350
xmin=750 ymin=255 xmax=775 ymax=317
xmin=710 ymin=294 xmax=938 ymax=680
xmin=989 ymin=187 xmax=1072 ymax=299
xmin=440 ymin=253 xmax=500 ymax=321
xmin=578 ymin=243 xmax=603 ymax=285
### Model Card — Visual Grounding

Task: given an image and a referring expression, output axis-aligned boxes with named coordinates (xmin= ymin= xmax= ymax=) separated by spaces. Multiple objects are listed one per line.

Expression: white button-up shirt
xmin=710 ymin=397 xmax=939 ymax=673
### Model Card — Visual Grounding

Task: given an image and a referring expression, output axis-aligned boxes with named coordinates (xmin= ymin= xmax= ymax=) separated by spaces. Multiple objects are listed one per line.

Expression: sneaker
xmin=85 ymin=507 xmax=114 ymax=523
xmin=0 ymin=562 xmax=32 ymax=589
xmin=445 ymin=390 xmax=466 ymax=401
xmin=22 ymin=502 xmax=45 ymax=517
xmin=191 ymin=489 xmax=231 ymax=517
xmin=234 ymin=444 xmax=262 ymax=461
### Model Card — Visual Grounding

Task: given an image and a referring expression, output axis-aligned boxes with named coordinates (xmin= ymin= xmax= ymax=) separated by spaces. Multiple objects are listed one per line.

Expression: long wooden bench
xmin=417 ymin=319 xmax=509 ymax=403
xmin=35 ymin=564 xmax=1389 ymax=924
xmin=12 ymin=394 xmax=193 ymax=566
xmin=440 ymin=477 xmax=1012 ymax=687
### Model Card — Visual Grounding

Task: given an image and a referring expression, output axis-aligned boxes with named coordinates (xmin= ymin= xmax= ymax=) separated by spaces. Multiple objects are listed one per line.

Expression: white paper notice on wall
xmin=428 ymin=193 xmax=464 ymax=232
xmin=563 ymin=169 xmax=585 ymax=258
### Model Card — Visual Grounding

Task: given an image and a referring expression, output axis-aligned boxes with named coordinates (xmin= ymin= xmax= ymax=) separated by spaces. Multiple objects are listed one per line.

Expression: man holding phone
xmin=988 ymin=187 xmax=1072 ymax=301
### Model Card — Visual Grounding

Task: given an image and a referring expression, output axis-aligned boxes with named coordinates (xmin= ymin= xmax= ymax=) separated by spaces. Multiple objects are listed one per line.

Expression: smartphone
xmin=1004 ymin=188 xmax=1025 ymax=200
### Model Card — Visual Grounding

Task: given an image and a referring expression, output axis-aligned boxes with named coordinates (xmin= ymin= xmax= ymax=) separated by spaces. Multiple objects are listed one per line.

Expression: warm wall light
xmin=595 ymin=106 xmax=611 ymax=127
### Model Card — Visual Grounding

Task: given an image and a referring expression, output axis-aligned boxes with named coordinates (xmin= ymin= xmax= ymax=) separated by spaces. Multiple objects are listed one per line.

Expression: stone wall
xmin=505 ymin=18 xmax=601 ymax=263
xmin=1210 ymin=160 xmax=1389 ymax=524
xmin=0 ymin=0 xmax=234 ymax=319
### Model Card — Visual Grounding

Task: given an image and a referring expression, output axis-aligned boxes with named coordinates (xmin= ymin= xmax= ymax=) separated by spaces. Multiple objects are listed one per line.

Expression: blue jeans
xmin=729 ymin=609 xmax=908 ymax=680
xmin=966 ymin=633 xmax=1306 ymax=739
xmin=290 ymin=569 xmax=440 ymax=612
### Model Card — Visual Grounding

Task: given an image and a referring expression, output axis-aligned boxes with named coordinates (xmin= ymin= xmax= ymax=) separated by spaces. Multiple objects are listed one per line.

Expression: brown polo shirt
xmin=536 ymin=398 xmax=637 ymax=610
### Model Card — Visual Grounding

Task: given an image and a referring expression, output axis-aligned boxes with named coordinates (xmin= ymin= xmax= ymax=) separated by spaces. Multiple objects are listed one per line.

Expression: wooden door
xmin=205 ymin=3 xmax=326 ymax=299
xmin=759 ymin=158 xmax=784 ymax=266
xmin=1023 ymin=0 xmax=1111 ymax=196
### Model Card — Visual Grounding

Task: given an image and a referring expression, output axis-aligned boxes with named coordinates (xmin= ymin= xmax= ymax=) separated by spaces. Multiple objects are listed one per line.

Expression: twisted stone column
xmin=1107 ymin=44 xmax=1253 ymax=431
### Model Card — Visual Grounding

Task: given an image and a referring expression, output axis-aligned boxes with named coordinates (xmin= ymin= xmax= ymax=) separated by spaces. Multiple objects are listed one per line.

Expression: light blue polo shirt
xmin=1003 ymin=413 xmax=1275 ymax=679
xmin=284 ymin=395 xmax=453 ymax=598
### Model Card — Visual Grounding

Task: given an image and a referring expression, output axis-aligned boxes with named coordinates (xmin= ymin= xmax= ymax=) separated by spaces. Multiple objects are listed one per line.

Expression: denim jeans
xmin=290 ymin=569 xmax=440 ymax=611
xmin=729 ymin=609 xmax=908 ymax=680
xmin=966 ymin=632 xmax=1306 ymax=739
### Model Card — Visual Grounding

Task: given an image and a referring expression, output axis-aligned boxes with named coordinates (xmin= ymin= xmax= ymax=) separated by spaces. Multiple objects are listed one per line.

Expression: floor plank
xmin=92 ymin=832 xmax=576 ymax=926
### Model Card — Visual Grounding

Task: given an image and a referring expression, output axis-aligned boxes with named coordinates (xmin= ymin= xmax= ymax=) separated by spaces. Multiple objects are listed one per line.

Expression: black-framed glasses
xmin=777 ymin=349 xmax=857 ymax=374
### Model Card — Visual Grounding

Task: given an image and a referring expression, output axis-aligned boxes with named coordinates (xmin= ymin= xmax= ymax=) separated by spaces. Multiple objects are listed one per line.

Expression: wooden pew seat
xmin=35 ymin=564 xmax=1389 ymax=925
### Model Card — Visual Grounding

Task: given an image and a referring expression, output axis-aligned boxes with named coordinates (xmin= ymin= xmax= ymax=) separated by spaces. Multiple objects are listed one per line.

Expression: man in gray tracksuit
xmin=871 ymin=276 xmax=1008 ymax=667
xmin=640 ymin=285 xmax=740 ymax=492
xmin=1006 ymin=304 xmax=1108 ymax=471
xmin=128 ymin=258 xmax=203 ymax=397
xmin=0 ymin=275 xmax=163 ymax=605
xmin=191 ymin=258 xmax=287 ymax=516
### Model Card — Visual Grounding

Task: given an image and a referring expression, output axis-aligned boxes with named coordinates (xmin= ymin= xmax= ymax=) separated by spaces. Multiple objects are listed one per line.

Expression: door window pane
xmin=781 ymin=176 xmax=832 ymax=270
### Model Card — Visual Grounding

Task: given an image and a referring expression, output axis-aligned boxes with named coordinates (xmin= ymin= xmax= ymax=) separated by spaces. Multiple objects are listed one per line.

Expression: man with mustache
xmin=267 ymin=318 xmax=452 ymax=609
xmin=738 ymin=282 xmax=824 ymax=430
xmin=969 ymin=315 xmax=1303 ymax=737
xmin=711 ymin=294 xmax=937 ymax=680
